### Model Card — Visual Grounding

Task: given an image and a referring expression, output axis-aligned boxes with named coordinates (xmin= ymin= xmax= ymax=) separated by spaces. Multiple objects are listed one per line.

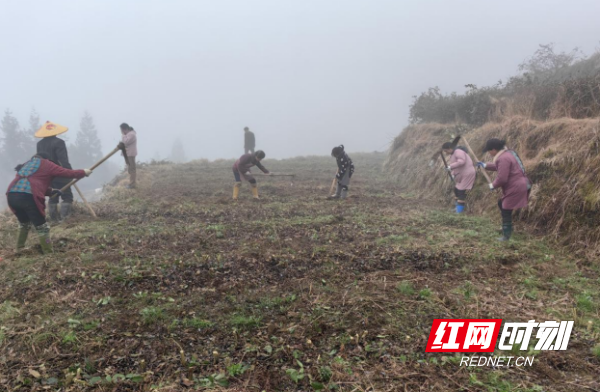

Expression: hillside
xmin=1 ymin=154 xmax=599 ymax=391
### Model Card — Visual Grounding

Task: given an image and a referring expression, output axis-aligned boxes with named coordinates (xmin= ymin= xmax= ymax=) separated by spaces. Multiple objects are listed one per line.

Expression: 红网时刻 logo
xmin=425 ymin=319 xmax=574 ymax=367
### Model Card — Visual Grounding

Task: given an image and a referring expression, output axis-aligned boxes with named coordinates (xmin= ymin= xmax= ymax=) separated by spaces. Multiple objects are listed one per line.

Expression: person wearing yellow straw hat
xmin=35 ymin=121 xmax=75 ymax=221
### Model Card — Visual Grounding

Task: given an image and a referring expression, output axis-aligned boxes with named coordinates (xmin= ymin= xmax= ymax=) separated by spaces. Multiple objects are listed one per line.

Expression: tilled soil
xmin=0 ymin=153 xmax=599 ymax=391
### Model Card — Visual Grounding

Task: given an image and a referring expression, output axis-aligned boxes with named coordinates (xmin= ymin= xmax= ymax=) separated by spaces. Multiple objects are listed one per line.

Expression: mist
xmin=2 ymin=0 xmax=600 ymax=162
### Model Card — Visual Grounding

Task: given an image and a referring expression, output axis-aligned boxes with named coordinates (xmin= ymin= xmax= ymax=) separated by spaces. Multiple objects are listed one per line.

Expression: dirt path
xmin=0 ymin=153 xmax=599 ymax=391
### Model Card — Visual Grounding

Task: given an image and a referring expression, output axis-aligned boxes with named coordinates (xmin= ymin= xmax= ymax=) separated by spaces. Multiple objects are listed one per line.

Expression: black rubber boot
xmin=498 ymin=224 xmax=513 ymax=242
xmin=340 ymin=186 xmax=348 ymax=199
xmin=60 ymin=202 xmax=73 ymax=221
xmin=329 ymin=184 xmax=342 ymax=199
xmin=48 ymin=203 xmax=59 ymax=222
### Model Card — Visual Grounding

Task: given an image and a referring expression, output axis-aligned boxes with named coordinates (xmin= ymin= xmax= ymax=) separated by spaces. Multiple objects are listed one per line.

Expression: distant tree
xmin=27 ymin=108 xmax=41 ymax=141
xmin=71 ymin=111 xmax=103 ymax=167
xmin=519 ymin=43 xmax=582 ymax=80
xmin=170 ymin=138 xmax=187 ymax=163
xmin=0 ymin=109 xmax=33 ymax=167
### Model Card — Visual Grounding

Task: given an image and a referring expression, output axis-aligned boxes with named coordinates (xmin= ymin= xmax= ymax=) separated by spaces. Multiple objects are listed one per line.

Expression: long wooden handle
xmin=461 ymin=137 xmax=493 ymax=184
xmin=73 ymin=184 xmax=97 ymax=218
xmin=439 ymin=151 xmax=455 ymax=182
xmin=329 ymin=176 xmax=337 ymax=195
xmin=53 ymin=145 xmax=122 ymax=198
xmin=253 ymin=173 xmax=296 ymax=177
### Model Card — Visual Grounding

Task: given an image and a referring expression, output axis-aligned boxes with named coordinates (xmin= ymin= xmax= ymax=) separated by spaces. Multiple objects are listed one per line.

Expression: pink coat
xmin=485 ymin=150 xmax=529 ymax=210
xmin=449 ymin=148 xmax=476 ymax=191
xmin=122 ymin=130 xmax=138 ymax=157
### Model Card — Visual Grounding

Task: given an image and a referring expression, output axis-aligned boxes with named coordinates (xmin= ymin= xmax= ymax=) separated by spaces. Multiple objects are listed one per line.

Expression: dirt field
xmin=1 ymin=153 xmax=599 ymax=391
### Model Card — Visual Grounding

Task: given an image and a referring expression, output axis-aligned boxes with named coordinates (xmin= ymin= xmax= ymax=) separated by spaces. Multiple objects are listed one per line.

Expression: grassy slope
xmin=0 ymin=153 xmax=599 ymax=391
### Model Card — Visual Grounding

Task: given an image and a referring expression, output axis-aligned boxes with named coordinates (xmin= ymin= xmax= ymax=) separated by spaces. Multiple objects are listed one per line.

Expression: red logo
xmin=425 ymin=319 xmax=502 ymax=352
xmin=46 ymin=124 xmax=55 ymax=130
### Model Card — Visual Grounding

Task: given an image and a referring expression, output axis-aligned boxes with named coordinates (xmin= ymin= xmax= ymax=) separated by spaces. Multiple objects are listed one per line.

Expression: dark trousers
xmin=49 ymin=177 xmax=73 ymax=204
xmin=233 ymin=169 xmax=256 ymax=184
xmin=454 ymin=188 xmax=467 ymax=203
xmin=245 ymin=148 xmax=255 ymax=154
xmin=7 ymin=193 xmax=46 ymax=226
xmin=498 ymin=199 xmax=513 ymax=225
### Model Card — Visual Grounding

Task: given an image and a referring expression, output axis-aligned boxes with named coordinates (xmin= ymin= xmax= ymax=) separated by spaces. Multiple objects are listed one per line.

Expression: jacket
xmin=449 ymin=148 xmax=476 ymax=191
xmin=336 ymin=152 xmax=354 ymax=180
xmin=485 ymin=149 xmax=530 ymax=210
xmin=233 ymin=153 xmax=268 ymax=174
xmin=244 ymin=131 xmax=255 ymax=149
xmin=37 ymin=136 xmax=72 ymax=169
xmin=6 ymin=157 xmax=86 ymax=216
xmin=122 ymin=130 xmax=138 ymax=157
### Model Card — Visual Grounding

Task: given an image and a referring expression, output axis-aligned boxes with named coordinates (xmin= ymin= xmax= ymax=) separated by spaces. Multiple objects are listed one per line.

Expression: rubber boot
xmin=329 ymin=184 xmax=342 ymax=199
xmin=340 ymin=187 xmax=348 ymax=199
xmin=16 ymin=222 xmax=31 ymax=251
xmin=251 ymin=184 xmax=259 ymax=199
xmin=48 ymin=203 xmax=59 ymax=222
xmin=233 ymin=183 xmax=241 ymax=200
xmin=60 ymin=202 xmax=73 ymax=221
xmin=498 ymin=224 xmax=513 ymax=242
xmin=455 ymin=204 xmax=465 ymax=213
xmin=36 ymin=223 xmax=53 ymax=254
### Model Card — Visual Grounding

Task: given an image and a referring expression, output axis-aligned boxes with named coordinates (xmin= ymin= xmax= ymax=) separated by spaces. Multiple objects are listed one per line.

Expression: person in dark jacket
xmin=35 ymin=121 xmax=74 ymax=221
xmin=477 ymin=138 xmax=531 ymax=241
xmin=6 ymin=153 xmax=91 ymax=254
xmin=232 ymin=150 xmax=270 ymax=200
xmin=330 ymin=145 xmax=354 ymax=199
xmin=244 ymin=127 xmax=255 ymax=154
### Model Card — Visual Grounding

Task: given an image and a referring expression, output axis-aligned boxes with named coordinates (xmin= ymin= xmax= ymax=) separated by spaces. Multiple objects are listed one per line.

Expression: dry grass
xmin=385 ymin=116 xmax=600 ymax=254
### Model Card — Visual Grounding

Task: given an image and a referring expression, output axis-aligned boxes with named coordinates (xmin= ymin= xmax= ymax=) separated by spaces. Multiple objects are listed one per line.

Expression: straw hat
xmin=35 ymin=121 xmax=68 ymax=138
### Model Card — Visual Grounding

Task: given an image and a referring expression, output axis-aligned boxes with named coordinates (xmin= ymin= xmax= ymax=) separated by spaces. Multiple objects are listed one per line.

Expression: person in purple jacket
xmin=477 ymin=138 xmax=531 ymax=241
xmin=442 ymin=142 xmax=476 ymax=213
xmin=232 ymin=150 xmax=271 ymax=200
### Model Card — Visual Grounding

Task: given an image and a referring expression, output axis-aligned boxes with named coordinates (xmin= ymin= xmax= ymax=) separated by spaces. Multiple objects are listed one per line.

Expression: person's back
xmin=35 ymin=124 xmax=74 ymax=221
xmin=37 ymin=136 xmax=72 ymax=169
xmin=244 ymin=127 xmax=255 ymax=154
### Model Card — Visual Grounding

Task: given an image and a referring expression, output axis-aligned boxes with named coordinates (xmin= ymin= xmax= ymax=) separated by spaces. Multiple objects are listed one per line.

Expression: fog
xmin=1 ymin=0 xmax=600 ymax=162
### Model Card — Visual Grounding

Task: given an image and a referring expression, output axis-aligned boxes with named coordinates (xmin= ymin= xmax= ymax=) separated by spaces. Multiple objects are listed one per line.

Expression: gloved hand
xmin=50 ymin=189 xmax=63 ymax=197
xmin=84 ymin=169 xmax=93 ymax=177
xmin=477 ymin=162 xmax=487 ymax=169
xmin=488 ymin=183 xmax=494 ymax=190
xmin=118 ymin=142 xmax=126 ymax=150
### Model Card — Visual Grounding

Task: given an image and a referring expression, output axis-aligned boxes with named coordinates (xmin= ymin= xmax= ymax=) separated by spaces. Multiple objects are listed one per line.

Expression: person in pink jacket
xmin=119 ymin=123 xmax=137 ymax=188
xmin=442 ymin=142 xmax=476 ymax=213
xmin=477 ymin=138 xmax=531 ymax=241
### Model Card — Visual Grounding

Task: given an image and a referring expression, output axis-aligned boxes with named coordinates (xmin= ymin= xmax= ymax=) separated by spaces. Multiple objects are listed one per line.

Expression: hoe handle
xmin=51 ymin=145 xmax=122 ymax=199
xmin=461 ymin=137 xmax=493 ymax=185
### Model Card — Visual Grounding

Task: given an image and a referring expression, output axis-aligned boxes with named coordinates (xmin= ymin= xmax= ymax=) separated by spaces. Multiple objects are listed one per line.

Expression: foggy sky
xmin=1 ymin=0 xmax=599 ymax=162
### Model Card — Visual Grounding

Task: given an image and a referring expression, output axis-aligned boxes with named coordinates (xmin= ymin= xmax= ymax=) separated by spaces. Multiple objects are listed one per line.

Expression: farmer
xmin=442 ymin=142 xmax=476 ymax=213
xmin=244 ymin=127 xmax=255 ymax=154
xmin=6 ymin=153 xmax=92 ymax=254
xmin=477 ymin=138 xmax=531 ymax=241
xmin=119 ymin=123 xmax=137 ymax=189
xmin=35 ymin=121 xmax=75 ymax=221
xmin=232 ymin=150 xmax=270 ymax=200
xmin=330 ymin=145 xmax=354 ymax=199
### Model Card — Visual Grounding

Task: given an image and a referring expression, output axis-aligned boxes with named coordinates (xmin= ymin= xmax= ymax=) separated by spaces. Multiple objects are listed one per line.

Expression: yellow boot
xmin=251 ymin=184 xmax=259 ymax=199
xmin=233 ymin=183 xmax=241 ymax=200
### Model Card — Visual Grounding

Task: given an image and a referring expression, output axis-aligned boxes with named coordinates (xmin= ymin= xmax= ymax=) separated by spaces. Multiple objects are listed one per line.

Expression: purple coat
xmin=485 ymin=150 xmax=529 ymax=210
xmin=449 ymin=149 xmax=476 ymax=191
